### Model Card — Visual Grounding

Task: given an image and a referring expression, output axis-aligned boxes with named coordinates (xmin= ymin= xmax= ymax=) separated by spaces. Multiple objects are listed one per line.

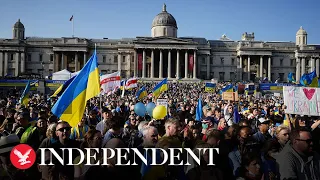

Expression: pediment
xmin=134 ymin=36 xmax=197 ymax=45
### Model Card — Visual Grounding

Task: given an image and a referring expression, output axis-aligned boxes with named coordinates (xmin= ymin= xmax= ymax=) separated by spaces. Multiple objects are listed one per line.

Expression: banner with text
xmin=283 ymin=86 xmax=320 ymax=116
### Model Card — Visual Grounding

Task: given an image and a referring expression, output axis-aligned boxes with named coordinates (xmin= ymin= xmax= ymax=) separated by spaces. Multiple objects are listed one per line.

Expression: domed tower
xmin=296 ymin=26 xmax=307 ymax=46
xmin=13 ymin=19 xmax=25 ymax=40
xmin=151 ymin=4 xmax=178 ymax=38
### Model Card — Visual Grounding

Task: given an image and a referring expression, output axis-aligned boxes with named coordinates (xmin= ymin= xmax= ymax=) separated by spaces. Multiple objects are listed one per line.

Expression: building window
xmin=50 ymin=54 xmax=53 ymax=62
xmin=10 ymin=54 xmax=14 ymax=61
xmin=279 ymin=73 xmax=284 ymax=81
xmin=132 ymin=56 xmax=134 ymax=63
xmin=230 ymin=72 xmax=235 ymax=81
xmin=280 ymin=59 xmax=283 ymax=66
xmin=123 ymin=56 xmax=126 ymax=63
xmin=220 ymin=57 xmax=224 ymax=65
xmin=114 ymin=55 xmax=117 ymax=63
xmin=290 ymin=59 xmax=294 ymax=66
xmin=103 ymin=56 xmax=106 ymax=63
xmin=39 ymin=54 xmax=43 ymax=62
xmin=164 ymin=28 xmax=167 ymax=36
xmin=231 ymin=58 xmax=235 ymax=65
xmin=219 ymin=72 xmax=225 ymax=81
xmin=210 ymin=57 xmax=214 ymax=64
xmin=28 ymin=54 xmax=31 ymax=61
xmin=201 ymin=58 xmax=205 ymax=64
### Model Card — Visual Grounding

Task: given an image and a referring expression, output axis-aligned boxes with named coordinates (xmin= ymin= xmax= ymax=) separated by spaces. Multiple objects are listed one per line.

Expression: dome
xmin=152 ymin=4 xmax=177 ymax=28
xmin=14 ymin=19 xmax=24 ymax=29
xmin=296 ymin=26 xmax=307 ymax=35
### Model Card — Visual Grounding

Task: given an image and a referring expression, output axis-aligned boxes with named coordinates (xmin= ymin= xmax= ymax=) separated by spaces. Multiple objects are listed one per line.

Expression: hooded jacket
xmin=276 ymin=143 xmax=320 ymax=180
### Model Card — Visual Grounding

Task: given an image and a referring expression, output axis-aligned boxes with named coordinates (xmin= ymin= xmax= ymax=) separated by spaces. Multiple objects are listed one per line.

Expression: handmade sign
xmin=283 ymin=86 xmax=320 ymax=116
xmin=222 ymin=92 xmax=239 ymax=101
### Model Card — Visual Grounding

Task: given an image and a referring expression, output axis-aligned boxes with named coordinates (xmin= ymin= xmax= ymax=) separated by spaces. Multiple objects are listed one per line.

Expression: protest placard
xmin=222 ymin=92 xmax=239 ymax=101
xmin=283 ymin=86 xmax=320 ymax=116
xmin=157 ymin=99 xmax=168 ymax=114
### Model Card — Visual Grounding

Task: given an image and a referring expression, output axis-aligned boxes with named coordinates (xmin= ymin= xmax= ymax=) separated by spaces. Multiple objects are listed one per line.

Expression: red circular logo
xmin=10 ymin=144 xmax=36 ymax=170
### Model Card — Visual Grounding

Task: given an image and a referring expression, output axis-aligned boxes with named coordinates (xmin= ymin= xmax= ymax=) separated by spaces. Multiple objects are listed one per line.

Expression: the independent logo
xmin=10 ymin=144 xmax=36 ymax=169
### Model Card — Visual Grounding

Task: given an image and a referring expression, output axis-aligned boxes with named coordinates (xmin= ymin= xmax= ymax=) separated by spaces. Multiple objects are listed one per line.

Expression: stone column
xmin=15 ymin=52 xmax=20 ymax=76
xmin=0 ymin=52 xmax=3 ymax=76
xmin=206 ymin=55 xmax=210 ymax=79
xmin=126 ymin=54 xmax=131 ymax=78
xmin=268 ymin=56 xmax=271 ymax=81
xmin=311 ymin=57 xmax=315 ymax=72
xmin=247 ymin=56 xmax=251 ymax=81
xmin=61 ymin=53 xmax=65 ymax=70
xmin=54 ymin=53 xmax=59 ymax=71
xmin=20 ymin=52 xmax=25 ymax=74
xmin=118 ymin=53 xmax=121 ymax=75
xmin=316 ymin=57 xmax=320 ymax=76
xmin=184 ymin=51 xmax=188 ymax=78
xmin=296 ymin=58 xmax=301 ymax=82
xmin=151 ymin=50 xmax=154 ymax=78
xmin=168 ymin=50 xmax=171 ymax=78
xmin=83 ymin=52 xmax=87 ymax=66
xmin=193 ymin=50 xmax=197 ymax=79
xmin=176 ymin=50 xmax=180 ymax=79
xmin=301 ymin=57 xmax=305 ymax=75
xmin=75 ymin=53 xmax=79 ymax=72
xmin=142 ymin=49 xmax=146 ymax=78
xmin=133 ymin=50 xmax=137 ymax=77
xmin=159 ymin=49 xmax=163 ymax=78
xmin=4 ymin=52 xmax=8 ymax=76
xmin=239 ymin=56 xmax=243 ymax=81
xmin=260 ymin=56 xmax=263 ymax=78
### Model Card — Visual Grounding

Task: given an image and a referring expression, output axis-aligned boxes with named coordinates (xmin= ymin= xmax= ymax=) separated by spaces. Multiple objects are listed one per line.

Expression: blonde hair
xmin=46 ymin=123 xmax=57 ymax=138
xmin=275 ymin=125 xmax=290 ymax=136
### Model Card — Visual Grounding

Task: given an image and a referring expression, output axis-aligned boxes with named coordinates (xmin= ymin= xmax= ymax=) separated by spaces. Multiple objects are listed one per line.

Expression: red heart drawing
xmin=303 ymin=88 xmax=316 ymax=100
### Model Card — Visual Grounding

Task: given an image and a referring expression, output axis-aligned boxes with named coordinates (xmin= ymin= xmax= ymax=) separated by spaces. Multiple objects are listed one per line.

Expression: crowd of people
xmin=0 ymin=81 xmax=319 ymax=180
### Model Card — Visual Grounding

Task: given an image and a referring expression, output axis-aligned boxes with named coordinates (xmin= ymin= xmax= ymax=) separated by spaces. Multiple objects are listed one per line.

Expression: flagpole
xmin=72 ymin=16 xmax=74 ymax=38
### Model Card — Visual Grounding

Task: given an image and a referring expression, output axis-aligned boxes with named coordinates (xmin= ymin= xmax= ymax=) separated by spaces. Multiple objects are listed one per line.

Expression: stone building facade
xmin=0 ymin=4 xmax=319 ymax=82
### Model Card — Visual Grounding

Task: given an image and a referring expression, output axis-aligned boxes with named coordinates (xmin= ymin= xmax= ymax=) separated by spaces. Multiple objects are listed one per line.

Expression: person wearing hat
xmin=252 ymin=117 xmax=272 ymax=146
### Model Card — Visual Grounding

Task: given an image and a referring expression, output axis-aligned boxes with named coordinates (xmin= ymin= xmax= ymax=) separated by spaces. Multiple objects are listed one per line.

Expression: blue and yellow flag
xmin=136 ymin=86 xmax=147 ymax=100
xmin=51 ymin=49 xmax=100 ymax=127
xmin=222 ymin=84 xmax=233 ymax=92
xmin=287 ymin=72 xmax=295 ymax=83
xmin=51 ymin=76 xmax=76 ymax=98
xmin=152 ymin=78 xmax=168 ymax=98
xmin=300 ymin=70 xmax=318 ymax=87
xmin=205 ymin=83 xmax=216 ymax=92
xmin=19 ymin=81 xmax=31 ymax=107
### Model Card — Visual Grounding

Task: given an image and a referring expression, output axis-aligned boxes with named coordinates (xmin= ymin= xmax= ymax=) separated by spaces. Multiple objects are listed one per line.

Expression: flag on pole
xmin=195 ymin=97 xmax=203 ymax=121
xmin=19 ymin=81 xmax=31 ymax=107
xmin=69 ymin=15 xmax=73 ymax=21
xmin=51 ymin=48 xmax=100 ymax=127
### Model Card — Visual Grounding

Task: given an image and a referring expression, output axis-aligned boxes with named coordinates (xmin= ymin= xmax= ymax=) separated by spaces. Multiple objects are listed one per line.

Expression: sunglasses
xmin=56 ymin=127 xmax=71 ymax=132
xmin=296 ymin=139 xmax=313 ymax=144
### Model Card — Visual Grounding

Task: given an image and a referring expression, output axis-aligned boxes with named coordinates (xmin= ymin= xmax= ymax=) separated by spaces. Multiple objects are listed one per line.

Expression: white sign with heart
xmin=283 ymin=86 xmax=320 ymax=116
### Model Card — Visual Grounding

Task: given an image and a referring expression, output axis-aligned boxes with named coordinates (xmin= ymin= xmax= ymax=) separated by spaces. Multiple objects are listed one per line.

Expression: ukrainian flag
xmin=19 ymin=81 xmax=31 ymax=107
xmin=300 ymin=70 xmax=318 ymax=87
xmin=51 ymin=76 xmax=76 ymax=98
xmin=51 ymin=49 xmax=100 ymax=127
xmin=287 ymin=72 xmax=295 ymax=83
xmin=205 ymin=83 xmax=216 ymax=92
xmin=152 ymin=78 xmax=168 ymax=98
xmin=119 ymin=80 xmax=125 ymax=90
xmin=222 ymin=84 xmax=233 ymax=92
xmin=136 ymin=86 xmax=147 ymax=100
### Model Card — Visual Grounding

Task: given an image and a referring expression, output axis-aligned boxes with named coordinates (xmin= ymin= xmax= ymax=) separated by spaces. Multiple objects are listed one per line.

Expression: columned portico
xmin=133 ymin=47 xmax=197 ymax=79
